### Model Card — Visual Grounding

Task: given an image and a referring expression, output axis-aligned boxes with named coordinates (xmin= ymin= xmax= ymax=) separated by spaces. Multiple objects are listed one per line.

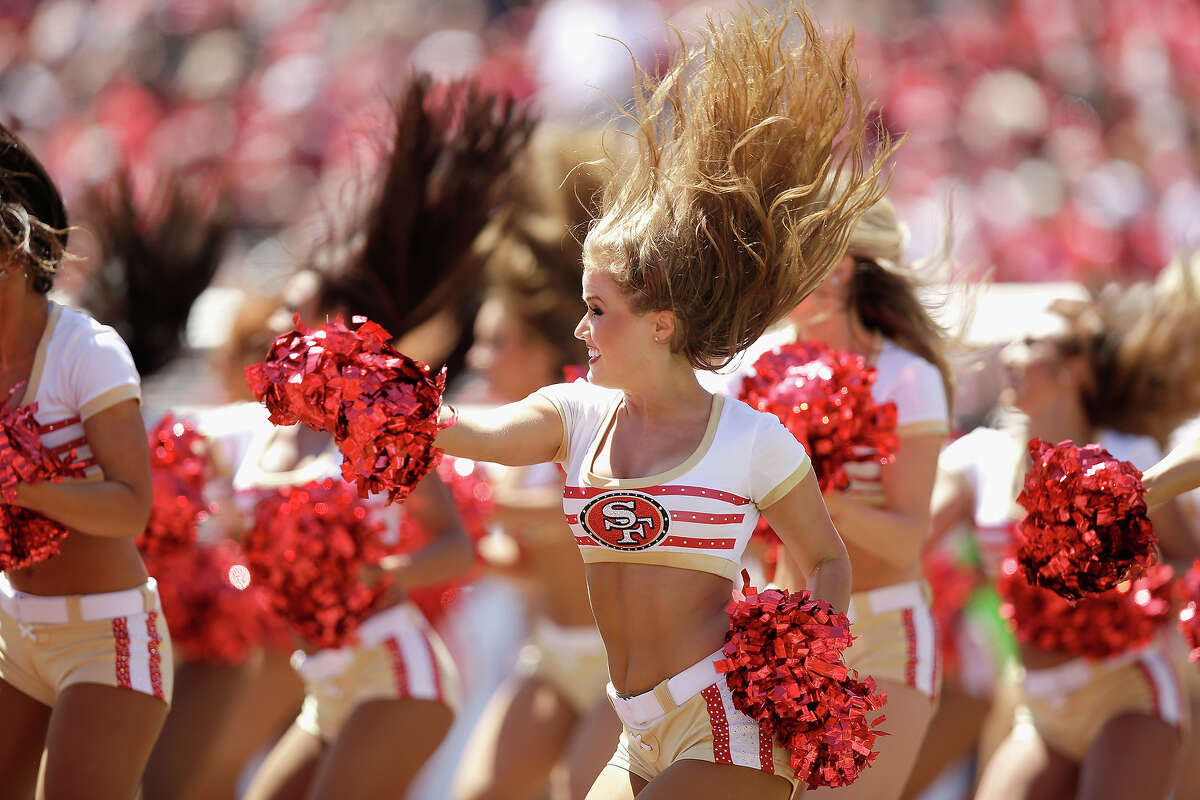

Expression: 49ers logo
xmin=579 ymin=491 xmax=669 ymax=551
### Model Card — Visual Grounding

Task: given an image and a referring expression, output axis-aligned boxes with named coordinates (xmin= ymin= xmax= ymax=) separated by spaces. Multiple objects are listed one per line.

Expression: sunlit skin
xmin=438 ymin=267 xmax=851 ymax=698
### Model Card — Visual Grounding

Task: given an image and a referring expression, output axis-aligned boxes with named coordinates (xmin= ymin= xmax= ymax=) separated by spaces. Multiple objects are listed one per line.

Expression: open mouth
xmin=587 ymin=346 xmax=600 ymax=364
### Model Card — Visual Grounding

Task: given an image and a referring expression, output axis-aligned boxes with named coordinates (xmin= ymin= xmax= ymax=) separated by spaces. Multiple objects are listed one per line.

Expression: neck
xmin=1022 ymin=402 xmax=1092 ymax=448
xmin=0 ymin=280 xmax=46 ymax=363
xmin=789 ymin=307 xmax=875 ymax=356
xmin=619 ymin=355 xmax=710 ymax=423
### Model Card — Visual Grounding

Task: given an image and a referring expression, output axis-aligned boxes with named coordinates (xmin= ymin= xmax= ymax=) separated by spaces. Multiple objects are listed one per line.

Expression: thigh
xmin=309 ymin=697 xmax=453 ymax=800
xmin=831 ymin=679 xmax=936 ymax=800
xmin=584 ymin=765 xmax=647 ymax=800
xmin=39 ymin=682 xmax=168 ymax=800
xmin=975 ymin=723 xmax=1078 ymax=800
xmin=899 ymin=681 xmax=991 ymax=800
xmin=142 ymin=660 xmax=254 ymax=800
xmin=454 ymin=675 xmax=578 ymax=800
xmin=1079 ymin=712 xmax=1182 ymax=800
xmin=242 ymin=722 xmax=324 ymax=800
xmin=0 ymin=678 xmax=51 ymax=800
xmin=638 ymin=760 xmax=792 ymax=800
xmin=557 ymin=695 xmax=623 ymax=800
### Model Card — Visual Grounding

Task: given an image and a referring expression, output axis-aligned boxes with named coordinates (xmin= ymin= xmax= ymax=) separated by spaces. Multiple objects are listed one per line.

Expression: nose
xmin=574 ymin=313 xmax=589 ymax=342
xmin=465 ymin=341 xmax=491 ymax=372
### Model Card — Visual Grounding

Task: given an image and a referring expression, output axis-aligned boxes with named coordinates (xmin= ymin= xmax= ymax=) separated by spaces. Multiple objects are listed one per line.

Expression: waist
xmin=8 ymin=535 xmax=149 ymax=596
xmin=293 ymin=601 xmax=428 ymax=681
xmin=0 ymin=574 xmax=160 ymax=623
xmin=846 ymin=579 xmax=930 ymax=625
xmin=1021 ymin=644 xmax=1156 ymax=698
xmin=607 ymin=648 xmax=725 ymax=729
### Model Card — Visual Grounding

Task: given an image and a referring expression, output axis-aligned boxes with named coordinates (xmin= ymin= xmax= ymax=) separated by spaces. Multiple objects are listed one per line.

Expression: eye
xmin=588 ymin=305 xmax=603 ymax=316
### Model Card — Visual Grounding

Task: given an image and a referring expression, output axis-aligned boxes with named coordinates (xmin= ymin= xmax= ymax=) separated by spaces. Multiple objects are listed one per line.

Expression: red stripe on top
xmin=146 ymin=611 xmax=164 ymax=700
xmin=702 ymin=685 xmax=732 ymax=764
xmin=668 ymin=511 xmax=744 ymax=525
xmin=566 ymin=514 xmax=580 ymax=525
xmin=574 ymin=536 xmax=594 ymax=546
xmin=38 ymin=416 xmax=81 ymax=434
xmin=385 ymin=637 xmax=409 ymax=697
xmin=661 ymin=536 xmax=736 ymax=550
xmin=49 ymin=436 xmax=88 ymax=454
xmin=112 ymin=617 xmax=132 ymax=690
xmin=564 ymin=485 xmax=750 ymax=506
xmin=902 ymin=609 xmax=918 ymax=692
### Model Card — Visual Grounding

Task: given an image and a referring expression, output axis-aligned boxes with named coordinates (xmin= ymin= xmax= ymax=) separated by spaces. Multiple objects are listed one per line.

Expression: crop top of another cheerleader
xmin=536 ymin=379 xmax=812 ymax=582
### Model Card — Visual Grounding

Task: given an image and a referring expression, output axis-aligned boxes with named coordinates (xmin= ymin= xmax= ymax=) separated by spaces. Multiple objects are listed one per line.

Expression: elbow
xmin=447 ymin=528 xmax=477 ymax=576
xmin=127 ymin=493 xmax=153 ymax=539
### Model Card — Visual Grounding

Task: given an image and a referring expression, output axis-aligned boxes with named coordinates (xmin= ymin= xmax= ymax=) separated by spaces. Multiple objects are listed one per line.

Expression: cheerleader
xmin=933 ymin=286 xmax=1200 ymax=800
xmin=436 ymin=4 xmax=891 ymax=796
xmin=455 ymin=129 xmax=621 ymax=800
xmin=0 ymin=124 xmax=168 ymax=798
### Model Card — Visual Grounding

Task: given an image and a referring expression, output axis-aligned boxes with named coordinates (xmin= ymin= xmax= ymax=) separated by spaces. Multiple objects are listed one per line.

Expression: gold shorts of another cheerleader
xmin=517 ymin=618 xmax=609 ymax=713
xmin=843 ymin=580 xmax=940 ymax=701
xmin=1020 ymin=642 xmax=1186 ymax=762
xmin=293 ymin=602 xmax=460 ymax=741
xmin=606 ymin=649 xmax=797 ymax=791
xmin=0 ymin=575 xmax=172 ymax=707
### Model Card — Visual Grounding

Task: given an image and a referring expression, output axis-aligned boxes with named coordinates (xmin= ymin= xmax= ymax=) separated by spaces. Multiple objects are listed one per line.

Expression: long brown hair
xmin=583 ymin=3 xmax=896 ymax=370
xmin=843 ymin=195 xmax=954 ymax=404
xmin=0 ymin=123 xmax=69 ymax=293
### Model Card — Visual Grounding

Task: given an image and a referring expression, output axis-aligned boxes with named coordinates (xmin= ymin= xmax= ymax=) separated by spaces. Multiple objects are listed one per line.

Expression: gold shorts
xmin=517 ymin=618 xmax=609 ymax=713
xmin=606 ymin=650 xmax=797 ymax=790
xmin=1021 ymin=642 xmax=1186 ymax=761
xmin=0 ymin=576 xmax=172 ymax=707
xmin=294 ymin=602 xmax=459 ymax=740
xmin=844 ymin=580 xmax=940 ymax=700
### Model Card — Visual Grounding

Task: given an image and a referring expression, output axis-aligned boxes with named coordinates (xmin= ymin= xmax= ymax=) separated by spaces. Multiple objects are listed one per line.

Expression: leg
xmin=974 ymin=721 xmax=1077 ymax=800
xmin=1173 ymin=696 xmax=1200 ymax=800
xmin=826 ymin=679 xmax=935 ymax=800
xmin=555 ymin=695 xmax=623 ymax=800
xmin=308 ymin=697 xmax=453 ymax=799
xmin=454 ymin=675 xmax=578 ymax=800
xmin=241 ymin=723 xmax=323 ymax=800
xmin=1079 ymin=712 xmax=1181 ymax=800
xmin=0 ymin=678 xmax=51 ymax=800
xmin=584 ymin=765 xmax=647 ymax=800
xmin=142 ymin=659 xmax=255 ymax=800
xmin=38 ymin=683 xmax=168 ymax=800
xmin=899 ymin=680 xmax=990 ymax=799
xmin=638 ymin=760 xmax=791 ymax=800
xmin=184 ymin=647 xmax=305 ymax=800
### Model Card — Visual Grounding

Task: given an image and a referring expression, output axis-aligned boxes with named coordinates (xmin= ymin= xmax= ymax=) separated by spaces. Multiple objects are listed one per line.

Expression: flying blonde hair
xmin=584 ymin=2 xmax=896 ymax=369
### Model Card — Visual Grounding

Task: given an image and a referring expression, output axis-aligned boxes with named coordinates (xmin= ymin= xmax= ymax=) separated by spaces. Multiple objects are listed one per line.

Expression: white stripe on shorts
xmin=911 ymin=603 xmax=938 ymax=697
xmin=392 ymin=611 xmax=438 ymax=701
xmin=1137 ymin=651 xmax=1184 ymax=727
xmin=715 ymin=676 xmax=764 ymax=771
xmin=125 ymin=612 xmax=154 ymax=696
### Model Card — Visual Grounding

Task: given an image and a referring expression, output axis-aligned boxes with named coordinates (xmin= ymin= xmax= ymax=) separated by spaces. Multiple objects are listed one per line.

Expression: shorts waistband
xmin=0 ymin=575 xmax=159 ymax=624
xmin=1021 ymin=646 xmax=1149 ymax=699
xmin=294 ymin=602 xmax=423 ymax=682
xmin=607 ymin=649 xmax=723 ymax=730
xmin=846 ymin=580 xmax=928 ymax=625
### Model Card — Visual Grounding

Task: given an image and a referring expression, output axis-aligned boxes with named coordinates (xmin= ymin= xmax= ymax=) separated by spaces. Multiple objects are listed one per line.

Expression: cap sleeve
xmin=71 ymin=324 xmax=142 ymax=421
xmin=750 ymin=412 xmax=812 ymax=509
xmin=533 ymin=380 xmax=617 ymax=465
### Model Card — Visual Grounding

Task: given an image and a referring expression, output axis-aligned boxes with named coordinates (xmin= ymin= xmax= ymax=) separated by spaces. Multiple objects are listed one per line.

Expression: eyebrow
xmin=582 ymin=295 xmax=602 ymax=303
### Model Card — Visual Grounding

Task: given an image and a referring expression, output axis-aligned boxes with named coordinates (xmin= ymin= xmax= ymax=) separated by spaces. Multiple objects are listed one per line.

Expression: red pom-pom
xmin=246 ymin=315 xmax=447 ymax=504
xmin=998 ymin=556 xmax=1173 ymax=659
xmin=136 ymin=415 xmax=213 ymax=558
xmin=739 ymin=341 xmax=898 ymax=493
xmin=0 ymin=388 xmax=88 ymax=570
xmin=145 ymin=542 xmax=279 ymax=665
xmin=1178 ymin=560 xmax=1200 ymax=663
xmin=716 ymin=575 xmax=888 ymax=788
xmin=1015 ymin=438 xmax=1157 ymax=601
xmin=242 ymin=479 xmax=390 ymax=648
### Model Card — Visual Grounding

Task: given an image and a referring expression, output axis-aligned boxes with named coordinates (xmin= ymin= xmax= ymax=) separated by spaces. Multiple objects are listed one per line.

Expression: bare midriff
xmin=586 ymin=561 xmax=731 ymax=697
xmin=10 ymin=532 xmax=149 ymax=596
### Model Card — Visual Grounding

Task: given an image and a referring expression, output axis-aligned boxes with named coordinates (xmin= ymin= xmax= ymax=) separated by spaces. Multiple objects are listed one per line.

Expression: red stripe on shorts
xmin=758 ymin=718 xmax=775 ymax=774
xmin=903 ymin=609 xmax=918 ymax=691
xmin=112 ymin=617 xmax=132 ymax=689
xmin=423 ymin=634 xmax=443 ymax=702
xmin=384 ymin=637 xmax=409 ymax=697
xmin=146 ymin=611 xmax=164 ymax=700
xmin=702 ymin=685 xmax=732 ymax=765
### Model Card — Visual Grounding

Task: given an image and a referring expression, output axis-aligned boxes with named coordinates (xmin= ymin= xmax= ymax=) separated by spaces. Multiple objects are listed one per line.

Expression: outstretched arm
xmin=1143 ymin=436 xmax=1200 ymax=508
xmin=435 ymin=394 xmax=564 ymax=467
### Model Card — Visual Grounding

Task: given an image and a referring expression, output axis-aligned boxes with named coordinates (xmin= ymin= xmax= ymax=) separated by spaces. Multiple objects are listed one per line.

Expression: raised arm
xmin=761 ymin=470 xmax=852 ymax=613
xmin=1143 ymin=436 xmax=1200 ymax=508
xmin=436 ymin=393 xmax=565 ymax=467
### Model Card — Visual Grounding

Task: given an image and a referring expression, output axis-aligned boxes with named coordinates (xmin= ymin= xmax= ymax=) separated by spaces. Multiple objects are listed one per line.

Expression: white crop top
xmin=536 ymin=379 xmax=812 ymax=581
xmin=940 ymin=426 xmax=1162 ymax=576
xmin=20 ymin=301 xmax=141 ymax=481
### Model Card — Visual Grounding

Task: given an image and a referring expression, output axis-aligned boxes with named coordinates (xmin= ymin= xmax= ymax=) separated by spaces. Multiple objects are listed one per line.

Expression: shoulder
xmin=874 ymin=340 xmax=948 ymax=432
xmin=875 ymin=341 xmax=943 ymax=394
xmin=53 ymin=304 xmax=132 ymax=359
xmin=535 ymin=379 xmax=621 ymax=412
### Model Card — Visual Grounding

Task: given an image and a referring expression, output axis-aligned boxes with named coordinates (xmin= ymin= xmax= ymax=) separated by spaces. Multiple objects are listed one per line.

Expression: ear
xmin=652 ymin=309 xmax=677 ymax=345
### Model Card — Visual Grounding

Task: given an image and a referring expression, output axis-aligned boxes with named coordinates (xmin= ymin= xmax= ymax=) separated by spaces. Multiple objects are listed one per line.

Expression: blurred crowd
xmin=1 ymin=0 xmax=1198 ymax=296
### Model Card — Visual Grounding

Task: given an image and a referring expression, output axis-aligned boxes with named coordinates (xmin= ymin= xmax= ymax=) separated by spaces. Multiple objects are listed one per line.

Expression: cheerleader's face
xmin=574 ymin=269 xmax=665 ymax=389
xmin=1000 ymin=335 xmax=1082 ymax=414
xmin=467 ymin=297 xmax=556 ymax=403
xmin=788 ymin=255 xmax=854 ymax=333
